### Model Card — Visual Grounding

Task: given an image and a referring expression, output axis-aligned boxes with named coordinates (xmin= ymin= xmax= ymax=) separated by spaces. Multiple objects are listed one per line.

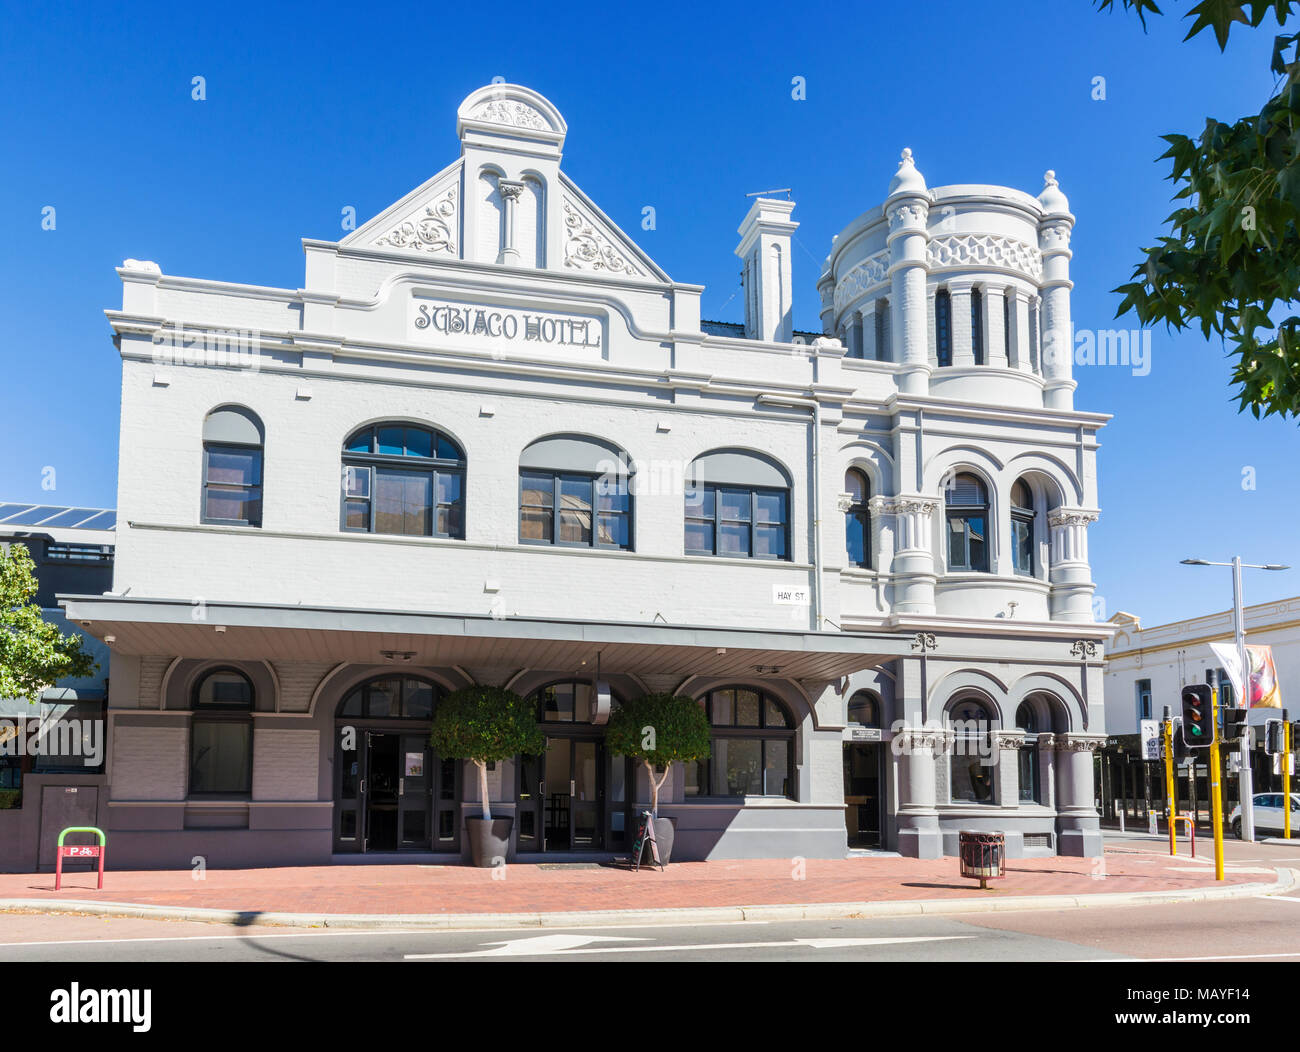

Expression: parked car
xmin=1229 ymin=793 xmax=1300 ymax=839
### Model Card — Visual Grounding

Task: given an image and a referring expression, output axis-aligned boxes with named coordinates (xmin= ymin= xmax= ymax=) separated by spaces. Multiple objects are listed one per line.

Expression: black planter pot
xmin=652 ymin=817 xmax=676 ymax=866
xmin=465 ymin=816 xmax=513 ymax=868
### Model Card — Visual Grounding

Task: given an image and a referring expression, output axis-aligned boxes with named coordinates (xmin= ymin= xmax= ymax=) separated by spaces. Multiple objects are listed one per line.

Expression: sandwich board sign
xmin=631 ymin=810 xmax=663 ymax=872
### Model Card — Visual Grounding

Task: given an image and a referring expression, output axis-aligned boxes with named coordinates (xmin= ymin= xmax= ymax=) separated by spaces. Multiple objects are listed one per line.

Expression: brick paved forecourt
xmin=0 ymin=850 xmax=1290 ymax=930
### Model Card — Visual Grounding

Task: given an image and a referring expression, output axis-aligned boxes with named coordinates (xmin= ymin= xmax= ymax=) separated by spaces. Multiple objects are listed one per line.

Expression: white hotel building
xmin=61 ymin=84 xmax=1111 ymax=868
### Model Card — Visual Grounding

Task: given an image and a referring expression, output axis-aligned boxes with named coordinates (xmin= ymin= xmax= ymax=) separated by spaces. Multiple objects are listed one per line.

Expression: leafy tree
xmin=428 ymin=685 xmax=544 ymax=821
xmin=1099 ymin=1 xmax=1300 ymax=418
xmin=605 ymin=693 xmax=712 ymax=817
xmin=0 ymin=544 xmax=97 ymax=701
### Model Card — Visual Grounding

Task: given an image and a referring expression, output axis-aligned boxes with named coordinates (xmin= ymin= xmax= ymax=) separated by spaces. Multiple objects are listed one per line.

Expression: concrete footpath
xmin=0 ymin=848 xmax=1289 ymax=931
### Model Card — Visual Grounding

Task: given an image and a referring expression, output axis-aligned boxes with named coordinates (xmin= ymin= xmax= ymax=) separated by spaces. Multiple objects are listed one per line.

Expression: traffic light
xmin=1180 ymin=685 xmax=1214 ymax=748
xmin=1266 ymin=719 xmax=1285 ymax=755
xmin=1222 ymin=706 xmax=1248 ymax=744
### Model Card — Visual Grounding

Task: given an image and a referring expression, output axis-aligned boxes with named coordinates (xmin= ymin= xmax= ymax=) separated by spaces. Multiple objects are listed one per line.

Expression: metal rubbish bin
xmin=958 ymin=831 xmax=1005 ymax=889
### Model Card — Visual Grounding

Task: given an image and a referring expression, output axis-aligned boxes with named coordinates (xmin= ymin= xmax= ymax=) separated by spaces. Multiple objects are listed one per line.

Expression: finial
xmin=1044 ymin=169 xmax=1057 ymax=186
xmin=901 ymin=148 xmax=912 ymax=162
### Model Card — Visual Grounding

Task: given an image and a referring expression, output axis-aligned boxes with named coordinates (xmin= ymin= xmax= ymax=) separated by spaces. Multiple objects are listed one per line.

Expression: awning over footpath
xmin=58 ymin=595 xmax=915 ymax=682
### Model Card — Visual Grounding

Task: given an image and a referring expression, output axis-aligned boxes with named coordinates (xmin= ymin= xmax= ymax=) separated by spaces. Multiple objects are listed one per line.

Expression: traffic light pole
xmin=1163 ymin=714 xmax=1176 ymax=856
xmin=1286 ymin=720 xmax=1293 ymax=841
xmin=1210 ymin=686 xmax=1225 ymax=881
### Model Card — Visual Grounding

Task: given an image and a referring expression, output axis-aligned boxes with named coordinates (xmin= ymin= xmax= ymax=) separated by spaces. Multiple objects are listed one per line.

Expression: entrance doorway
xmin=518 ymin=736 xmax=605 ymax=851
xmin=333 ymin=675 xmax=458 ymax=854
xmin=843 ymin=743 xmax=883 ymax=848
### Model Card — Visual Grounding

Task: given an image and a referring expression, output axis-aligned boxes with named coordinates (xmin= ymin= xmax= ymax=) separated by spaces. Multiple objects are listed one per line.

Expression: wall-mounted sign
xmin=404 ymin=753 xmax=424 ymax=778
xmin=846 ymin=726 xmax=882 ymax=742
xmin=591 ymin=681 xmax=612 ymax=726
xmin=1139 ymin=719 xmax=1160 ymax=760
xmin=773 ymin=585 xmax=811 ymax=606
xmin=410 ymin=296 xmax=604 ymax=359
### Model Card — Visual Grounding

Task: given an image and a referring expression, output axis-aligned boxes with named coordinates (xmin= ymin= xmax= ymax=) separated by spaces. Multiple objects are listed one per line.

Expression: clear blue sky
xmin=1 ymin=0 xmax=1295 ymax=627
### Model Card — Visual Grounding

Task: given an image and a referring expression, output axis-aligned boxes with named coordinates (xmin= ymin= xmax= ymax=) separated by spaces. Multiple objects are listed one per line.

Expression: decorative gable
xmin=345 ymin=160 xmax=462 ymax=257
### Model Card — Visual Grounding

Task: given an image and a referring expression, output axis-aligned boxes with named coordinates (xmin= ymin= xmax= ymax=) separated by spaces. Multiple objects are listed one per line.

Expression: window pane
xmin=404 ymin=681 xmax=434 ymax=720
xmin=712 ymin=739 xmax=761 ymax=796
xmin=1018 ymin=747 xmax=1039 ymax=803
xmin=719 ymin=522 xmax=749 ymax=556
xmin=436 ymin=435 xmax=461 ymax=461
xmin=711 ymin=691 xmax=734 ymax=726
xmin=719 ymin=489 xmax=751 ymax=522
xmin=196 ymin=671 xmax=253 ymax=708
xmin=375 ymin=471 xmax=432 ymax=536
xmin=754 ymin=524 xmax=785 ymax=559
xmin=755 ymin=491 xmax=785 ymax=524
xmin=1012 ymin=517 xmax=1033 ymax=574
xmin=543 ymin=684 xmax=575 ymax=722
xmin=763 ymin=741 xmax=789 ymax=797
xmin=520 ymin=508 xmax=552 ymax=542
xmin=345 ymin=429 xmax=372 ymax=453
xmin=190 ymin=720 xmax=251 ymax=794
xmin=573 ymin=683 xmax=592 ymax=723
xmin=968 ymin=516 xmax=987 ymax=571
xmin=205 ymin=487 xmax=261 ymax=524
xmin=344 ymin=499 xmax=369 ymax=530
xmin=684 ymin=520 xmax=714 ymax=554
xmin=343 ymin=465 xmax=370 ymax=498
xmin=683 ymin=759 xmax=704 ymax=797
xmin=437 ymin=472 xmax=464 ymax=538
xmin=597 ymin=512 xmax=628 ymax=549
xmin=404 ymin=428 xmax=432 ymax=459
xmin=207 ymin=447 xmax=260 ymax=485
xmin=367 ymin=679 xmax=400 ymax=718
xmin=558 ymin=477 xmax=593 ymax=543
xmin=377 ymin=427 xmax=404 ymax=456
xmin=684 ymin=486 xmax=715 ymax=520
xmin=951 ymin=753 xmax=996 ymax=803
xmin=520 ymin=473 xmax=553 ymax=541
xmin=847 ymin=511 xmax=867 ymax=566
xmin=765 ymin=698 xmax=790 ymax=728
xmin=735 ymin=691 xmax=760 ymax=727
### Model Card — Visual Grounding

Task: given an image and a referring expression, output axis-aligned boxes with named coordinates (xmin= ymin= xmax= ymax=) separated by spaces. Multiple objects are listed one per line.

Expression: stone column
xmin=1037 ymin=733 xmax=1058 ymax=811
xmin=995 ymin=731 xmax=1025 ymax=807
xmin=872 ymin=496 xmax=938 ymax=615
xmin=1006 ymin=286 xmax=1032 ymax=371
xmin=497 ymin=180 xmax=525 ymax=266
xmin=1048 ymin=508 xmax=1098 ymax=622
xmin=1037 ymin=171 xmax=1076 ymax=409
xmin=885 ymin=149 xmax=932 ymax=395
xmin=896 ymin=727 xmax=945 ymax=859
xmin=948 ymin=280 xmax=974 ymax=367
xmin=1055 ymin=734 xmax=1104 ymax=856
xmin=985 ymin=285 xmax=1008 ymax=368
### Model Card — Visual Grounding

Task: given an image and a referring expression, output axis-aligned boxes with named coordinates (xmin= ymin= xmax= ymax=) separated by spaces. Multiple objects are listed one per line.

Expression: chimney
xmin=735 ymin=197 xmax=797 ymax=342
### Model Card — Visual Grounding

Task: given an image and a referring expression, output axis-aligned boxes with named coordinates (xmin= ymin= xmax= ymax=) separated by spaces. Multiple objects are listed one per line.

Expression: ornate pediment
xmin=559 ymin=181 xmax=656 ymax=279
xmin=346 ymin=160 xmax=463 ymax=257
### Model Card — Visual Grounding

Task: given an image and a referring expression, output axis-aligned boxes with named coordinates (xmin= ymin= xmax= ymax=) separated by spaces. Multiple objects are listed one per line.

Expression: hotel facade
xmin=58 ymin=84 xmax=1111 ymax=869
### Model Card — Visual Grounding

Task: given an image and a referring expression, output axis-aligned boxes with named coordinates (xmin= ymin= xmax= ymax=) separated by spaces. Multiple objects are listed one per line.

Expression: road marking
xmin=405 ymin=934 xmax=973 ymax=960
xmin=1101 ymin=950 xmax=1300 ymax=962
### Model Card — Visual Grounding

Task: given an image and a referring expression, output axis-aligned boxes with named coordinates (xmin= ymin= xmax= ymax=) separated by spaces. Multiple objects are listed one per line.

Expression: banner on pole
xmin=1209 ymin=642 xmax=1282 ymax=709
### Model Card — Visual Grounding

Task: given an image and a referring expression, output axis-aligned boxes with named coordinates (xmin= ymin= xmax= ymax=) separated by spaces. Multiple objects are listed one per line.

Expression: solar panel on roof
xmin=78 ymin=511 xmax=116 ymax=530
xmin=40 ymin=508 xmax=95 ymax=527
xmin=6 ymin=506 xmax=65 ymax=525
xmin=0 ymin=504 xmax=36 ymax=521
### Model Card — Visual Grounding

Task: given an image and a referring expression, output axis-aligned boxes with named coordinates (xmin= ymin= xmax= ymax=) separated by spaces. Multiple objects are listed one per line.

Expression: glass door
xmin=397 ymin=734 xmax=432 ymax=849
xmin=334 ymin=730 xmax=366 ymax=852
xmin=543 ymin=737 xmax=572 ymax=850
xmin=571 ymin=740 xmax=600 ymax=850
xmin=365 ymin=732 xmax=399 ymax=851
xmin=843 ymin=744 xmax=882 ymax=848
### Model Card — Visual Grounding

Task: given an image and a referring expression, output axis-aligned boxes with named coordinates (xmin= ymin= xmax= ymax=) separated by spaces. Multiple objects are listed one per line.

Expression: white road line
xmin=405 ymin=934 xmax=973 ymax=960
xmin=0 ymin=918 xmax=774 ymax=949
xmin=1100 ymin=950 xmax=1300 ymax=962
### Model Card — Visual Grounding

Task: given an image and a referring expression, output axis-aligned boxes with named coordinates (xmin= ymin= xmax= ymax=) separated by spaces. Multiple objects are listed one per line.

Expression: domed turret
xmin=887 ymin=148 xmax=927 ymax=197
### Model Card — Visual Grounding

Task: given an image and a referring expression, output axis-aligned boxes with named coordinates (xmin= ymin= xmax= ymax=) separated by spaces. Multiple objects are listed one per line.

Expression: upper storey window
xmin=342 ymin=424 xmax=465 ymax=539
xmin=1010 ymin=478 xmax=1035 ymax=577
xmin=519 ymin=435 xmax=632 ymax=550
xmin=685 ymin=450 xmax=791 ymax=561
xmin=945 ymin=472 xmax=989 ymax=573
xmin=202 ymin=406 xmax=264 ymax=528
xmin=844 ymin=469 xmax=871 ymax=569
xmin=971 ymin=288 xmax=985 ymax=366
xmin=935 ymin=290 xmax=952 ymax=367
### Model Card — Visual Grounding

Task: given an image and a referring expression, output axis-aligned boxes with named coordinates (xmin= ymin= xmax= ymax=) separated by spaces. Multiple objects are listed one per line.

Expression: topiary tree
xmin=605 ymin=693 xmax=711 ymax=818
xmin=0 ymin=544 xmax=96 ymax=701
xmin=429 ymin=685 xmax=544 ymax=821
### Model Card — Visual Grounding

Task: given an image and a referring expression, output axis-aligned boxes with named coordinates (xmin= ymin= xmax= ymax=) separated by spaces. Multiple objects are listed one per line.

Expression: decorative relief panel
xmin=561 ymin=199 xmax=643 ymax=277
xmin=833 ymin=249 xmax=891 ymax=311
xmin=375 ymin=185 xmax=458 ymax=255
xmin=471 ymin=99 xmax=549 ymax=130
xmin=927 ymin=234 xmax=1043 ymax=279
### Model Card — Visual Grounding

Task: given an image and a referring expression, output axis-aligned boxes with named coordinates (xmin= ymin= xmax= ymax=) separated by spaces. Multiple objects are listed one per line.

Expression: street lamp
xmin=1180 ymin=557 xmax=1290 ymax=842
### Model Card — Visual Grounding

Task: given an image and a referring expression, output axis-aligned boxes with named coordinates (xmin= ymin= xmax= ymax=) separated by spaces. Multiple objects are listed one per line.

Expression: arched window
xmin=684 ymin=687 xmax=795 ymax=799
xmin=848 ymin=689 xmax=880 ymax=727
xmin=947 ymin=697 xmax=996 ymax=804
xmin=190 ymin=667 xmax=254 ymax=795
xmin=845 ymin=469 xmax=871 ymax=569
xmin=519 ymin=435 xmax=632 ymax=550
xmin=971 ymin=287 xmax=985 ymax=365
xmin=202 ymin=406 xmax=263 ymax=527
xmin=342 ymin=423 xmax=465 ymax=539
xmin=1016 ymin=700 xmax=1042 ymax=804
xmin=935 ymin=289 xmax=952 ymax=367
xmin=1011 ymin=478 xmax=1035 ymax=577
xmin=685 ymin=450 xmax=791 ymax=561
xmin=529 ymin=679 xmax=617 ymax=723
xmin=945 ymin=472 xmax=989 ymax=573
xmin=336 ymin=676 xmax=439 ymax=720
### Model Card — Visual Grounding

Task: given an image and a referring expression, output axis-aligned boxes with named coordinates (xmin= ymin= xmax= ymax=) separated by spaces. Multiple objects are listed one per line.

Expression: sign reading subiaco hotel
xmin=409 ymin=295 xmax=605 ymax=360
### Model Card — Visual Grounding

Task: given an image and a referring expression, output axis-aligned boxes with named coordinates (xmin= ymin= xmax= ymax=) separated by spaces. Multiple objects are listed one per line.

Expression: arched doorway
xmin=515 ymin=680 xmax=632 ymax=853
xmin=333 ymin=675 xmax=459 ymax=854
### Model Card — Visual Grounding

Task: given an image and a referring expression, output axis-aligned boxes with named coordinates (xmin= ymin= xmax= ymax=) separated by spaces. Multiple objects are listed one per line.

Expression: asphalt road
xmin=1 ymin=832 xmax=1297 ymax=963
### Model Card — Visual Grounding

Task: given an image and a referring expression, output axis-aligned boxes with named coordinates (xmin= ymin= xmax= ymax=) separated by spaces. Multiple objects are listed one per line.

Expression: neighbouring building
xmin=59 ymin=83 xmax=1111 ymax=870
xmin=0 ymin=503 xmax=113 ymax=871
